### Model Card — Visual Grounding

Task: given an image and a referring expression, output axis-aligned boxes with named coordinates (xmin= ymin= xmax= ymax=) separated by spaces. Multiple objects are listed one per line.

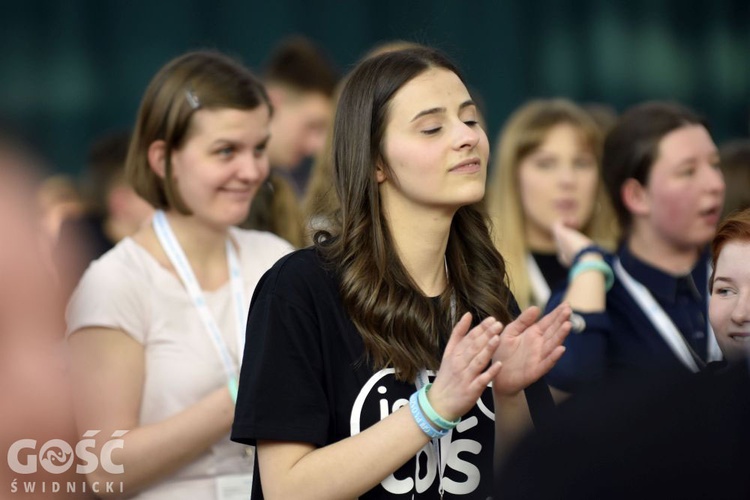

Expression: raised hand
xmin=428 ymin=313 xmax=504 ymax=422
xmin=552 ymin=221 xmax=595 ymax=267
xmin=492 ymin=303 xmax=571 ymax=396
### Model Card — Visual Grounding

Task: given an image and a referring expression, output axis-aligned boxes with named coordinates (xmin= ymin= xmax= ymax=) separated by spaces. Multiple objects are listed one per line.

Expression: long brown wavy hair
xmin=316 ymin=47 xmax=514 ymax=382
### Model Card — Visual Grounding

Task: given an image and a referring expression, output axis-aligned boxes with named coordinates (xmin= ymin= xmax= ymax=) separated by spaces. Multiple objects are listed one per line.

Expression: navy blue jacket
xmin=546 ymin=245 xmax=714 ymax=392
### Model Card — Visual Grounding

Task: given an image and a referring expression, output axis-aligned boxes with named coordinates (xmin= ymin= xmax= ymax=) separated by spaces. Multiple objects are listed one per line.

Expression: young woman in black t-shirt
xmin=233 ymin=46 xmax=571 ymax=499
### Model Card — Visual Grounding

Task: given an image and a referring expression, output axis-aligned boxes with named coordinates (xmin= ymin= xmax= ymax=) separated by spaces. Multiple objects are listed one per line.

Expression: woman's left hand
xmin=491 ymin=303 xmax=571 ymax=396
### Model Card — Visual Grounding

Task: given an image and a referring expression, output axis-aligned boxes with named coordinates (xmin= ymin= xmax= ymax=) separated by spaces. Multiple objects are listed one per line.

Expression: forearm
xmin=85 ymin=387 xmax=235 ymax=497
xmin=259 ymin=405 xmax=431 ymax=500
xmin=563 ymin=254 xmax=607 ymax=312
xmin=492 ymin=390 xmax=531 ymax=470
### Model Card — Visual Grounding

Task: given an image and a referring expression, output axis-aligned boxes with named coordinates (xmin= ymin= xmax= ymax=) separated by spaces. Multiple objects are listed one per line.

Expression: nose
xmin=703 ymin=162 xmax=725 ymax=195
xmin=558 ymin=163 xmax=577 ymax=188
xmin=731 ymin=292 xmax=750 ymax=325
xmin=237 ymin=153 xmax=269 ymax=184
xmin=453 ymin=120 xmax=480 ymax=150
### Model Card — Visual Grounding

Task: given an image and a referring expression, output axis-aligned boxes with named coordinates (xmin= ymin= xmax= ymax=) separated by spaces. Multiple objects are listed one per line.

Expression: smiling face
xmin=169 ymin=106 xmax=271 ymax=228
xmin=638 ymin=124 xmax=725 ymax=250
xmin=377 ymin=67 xmax=489 ymax=214
xmin=710 ymin=241 xmax=750 ymax=362
xmin=517 ymin=122 xmax=599 ymax=249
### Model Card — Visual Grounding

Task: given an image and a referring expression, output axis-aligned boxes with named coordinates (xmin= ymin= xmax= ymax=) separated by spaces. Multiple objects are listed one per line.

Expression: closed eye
xmin=421 ymin=127 xmax=442 ymax=135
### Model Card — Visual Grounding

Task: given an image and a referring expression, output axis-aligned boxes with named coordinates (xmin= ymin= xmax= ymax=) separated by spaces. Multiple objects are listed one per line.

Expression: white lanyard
xmin=152 ymin=210 xmax=247 ymax=385
xmin=526 ymin=253 xmax=551 ymax=307
xmin=613 ymin=257 xmax=722 ymax=372
xmin=415 ymin=292 xmax=457 ymax=498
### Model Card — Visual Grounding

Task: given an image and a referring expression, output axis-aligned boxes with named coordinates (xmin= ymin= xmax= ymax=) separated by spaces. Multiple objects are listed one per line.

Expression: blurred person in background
xmin=717 ymin=139 xmax=750 ymax=220
xmin=495 ymin=208 xmax=750 ymax=500
xmin=547 ymin=102 xmax=726 ymax=393
xmin=485 ymin=99 xmax=619 ymax=311
xmin=709 ymin=208 xmax=750 ymax=364
xmin=0 ymin=127 xmax=91 ymax=498
xmin=56 ymin=130 xmax=154 ymax=294
xmin=36 ymin=174 xmax=85 ymax=245
xmin=66 ymin=51 xmax=292 ymax=499
xmin=242 ymin=36 xmax=339 ymax=247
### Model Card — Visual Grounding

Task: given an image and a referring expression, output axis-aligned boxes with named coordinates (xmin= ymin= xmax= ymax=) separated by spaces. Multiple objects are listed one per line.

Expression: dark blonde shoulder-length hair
xmin=126 ymin=50 xmax=271 ymax=213
xmin=316 ymin=46 xmax=514 ymax=382
xmin=485 ymin=99 xmax=619 ymax=310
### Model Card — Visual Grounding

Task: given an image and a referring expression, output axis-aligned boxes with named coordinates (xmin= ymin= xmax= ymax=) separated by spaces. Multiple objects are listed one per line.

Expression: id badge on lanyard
xmin=216 ymin=474 xmax=253 ymax=500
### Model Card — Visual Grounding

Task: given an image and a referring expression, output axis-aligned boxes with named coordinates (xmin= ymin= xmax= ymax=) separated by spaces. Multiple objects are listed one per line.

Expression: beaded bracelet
xmin=569 ymin=259 xmax=615 ymax=291
xmin=409 ymin=392 xmax=448 ymax=439
xmin=418 ymin=384 xmax=461 ymax=431
xmin=571 ymin=244 xmax=607 ymax=268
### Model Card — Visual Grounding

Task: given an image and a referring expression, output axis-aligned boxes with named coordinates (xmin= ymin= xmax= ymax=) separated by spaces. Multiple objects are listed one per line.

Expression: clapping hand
xmin=491 ymin=303 xmax=571 ymax=396
xmin=428 ymin=313 xmax=504 ymax=422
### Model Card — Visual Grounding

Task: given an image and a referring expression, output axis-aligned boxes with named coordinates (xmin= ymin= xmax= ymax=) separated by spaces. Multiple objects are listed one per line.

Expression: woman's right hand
xmin=427 ymin=313 xmax=504 ymax=422
xmin=552 ymin=221 xmax=595 ymax=267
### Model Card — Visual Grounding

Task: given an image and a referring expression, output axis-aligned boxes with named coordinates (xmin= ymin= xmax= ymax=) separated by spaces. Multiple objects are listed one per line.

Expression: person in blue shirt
xmin=546 ymin=101 xmax=726 ymax=392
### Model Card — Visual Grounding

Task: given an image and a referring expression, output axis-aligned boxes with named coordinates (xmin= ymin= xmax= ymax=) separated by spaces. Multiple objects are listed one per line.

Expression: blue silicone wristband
xmin=418 ymin=384 xmax=461 ymax=431
xmin=409 ymin=391 xmax=448 ymax=438
xmin=571 ymin=245 xmax=606 ymax=268
xmin=569 ymin=259 xmax=615 ymax=291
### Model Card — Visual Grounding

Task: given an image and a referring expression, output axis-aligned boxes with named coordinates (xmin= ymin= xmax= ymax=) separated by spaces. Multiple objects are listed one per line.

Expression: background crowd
xmin=2 ymin=3 xmax=750 ymax=499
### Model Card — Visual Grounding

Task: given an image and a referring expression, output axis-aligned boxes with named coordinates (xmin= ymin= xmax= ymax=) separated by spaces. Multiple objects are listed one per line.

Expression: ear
xmin=147 ymin=140 xmax=168 ymax=179
xmin=375 ymin=157 xmax=387 ymax=183
xmin=621 ymin=177 xmax=650 ymax=217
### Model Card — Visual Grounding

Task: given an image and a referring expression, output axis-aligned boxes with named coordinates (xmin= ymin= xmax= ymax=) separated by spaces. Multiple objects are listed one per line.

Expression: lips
xmin=699 ymin=205 xmax=721 ymax=222
xmin=450 ymin=157 xmax=481 ymax=173
xmin=729 ymin=333 xmax=750 ymax=343
xmin=554 ymin=200 xmax=578 ymax=212
xmin=220 ymin=187 xmax=253 ymax=199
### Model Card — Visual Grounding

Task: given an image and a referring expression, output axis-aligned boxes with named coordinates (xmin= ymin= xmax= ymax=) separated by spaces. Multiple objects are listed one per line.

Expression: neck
xmin=105 ymin=217 xmax=141 ymax=244
xmin=161 ymin=210 xmax=230 ymax=268
xmin=382 ymin=201 xmax=452 ymax=297
xmin=627 ymin=222 xmax=701 ymax=275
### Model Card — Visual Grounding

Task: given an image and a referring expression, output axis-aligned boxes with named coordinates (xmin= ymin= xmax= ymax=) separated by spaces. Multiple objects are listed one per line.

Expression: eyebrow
xmin=410 ymin=100 xmax=476 ymax=122
xmin=713 ymin=276 xmax=734 ymax=285
xmin=674 ymin=150 xmax=720 ymax=167
xmin=211 ymin=133 xmax=271 ymax=147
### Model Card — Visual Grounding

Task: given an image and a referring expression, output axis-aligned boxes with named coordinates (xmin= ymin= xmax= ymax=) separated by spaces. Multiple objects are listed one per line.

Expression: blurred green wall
xmin=1 ymin=0 xmax=748 ymax=175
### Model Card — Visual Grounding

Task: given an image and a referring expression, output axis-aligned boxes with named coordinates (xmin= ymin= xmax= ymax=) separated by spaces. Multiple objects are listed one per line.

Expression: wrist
xmin=569 ymin=259 xmax=614 ymax=291
xmin=570 ymin=244 xmax=606 ymax=267
xmin=419 ymin=384 xmax=461 ymax=430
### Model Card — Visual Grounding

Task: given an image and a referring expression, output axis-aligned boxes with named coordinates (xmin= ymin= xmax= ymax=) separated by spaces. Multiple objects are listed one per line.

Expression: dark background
xmin=1 ymin=0 xmax=748 ymax=175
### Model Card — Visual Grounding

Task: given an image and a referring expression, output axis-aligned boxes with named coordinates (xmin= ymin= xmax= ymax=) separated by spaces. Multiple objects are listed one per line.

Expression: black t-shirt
xmin=231 ymin=247 xmax=499 ymax=499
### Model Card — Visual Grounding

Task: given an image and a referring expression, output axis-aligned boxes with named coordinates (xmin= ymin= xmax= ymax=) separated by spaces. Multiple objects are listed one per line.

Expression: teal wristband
xmin=418 ymin=384 xmax=461 ymax=431
xmin=410 ymin=391 xmax=448 ymax=438
xmin=569 ymin=260 xmax=614 ymax=291
xmin=228 ymin=377 xmax=239 ymax=404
